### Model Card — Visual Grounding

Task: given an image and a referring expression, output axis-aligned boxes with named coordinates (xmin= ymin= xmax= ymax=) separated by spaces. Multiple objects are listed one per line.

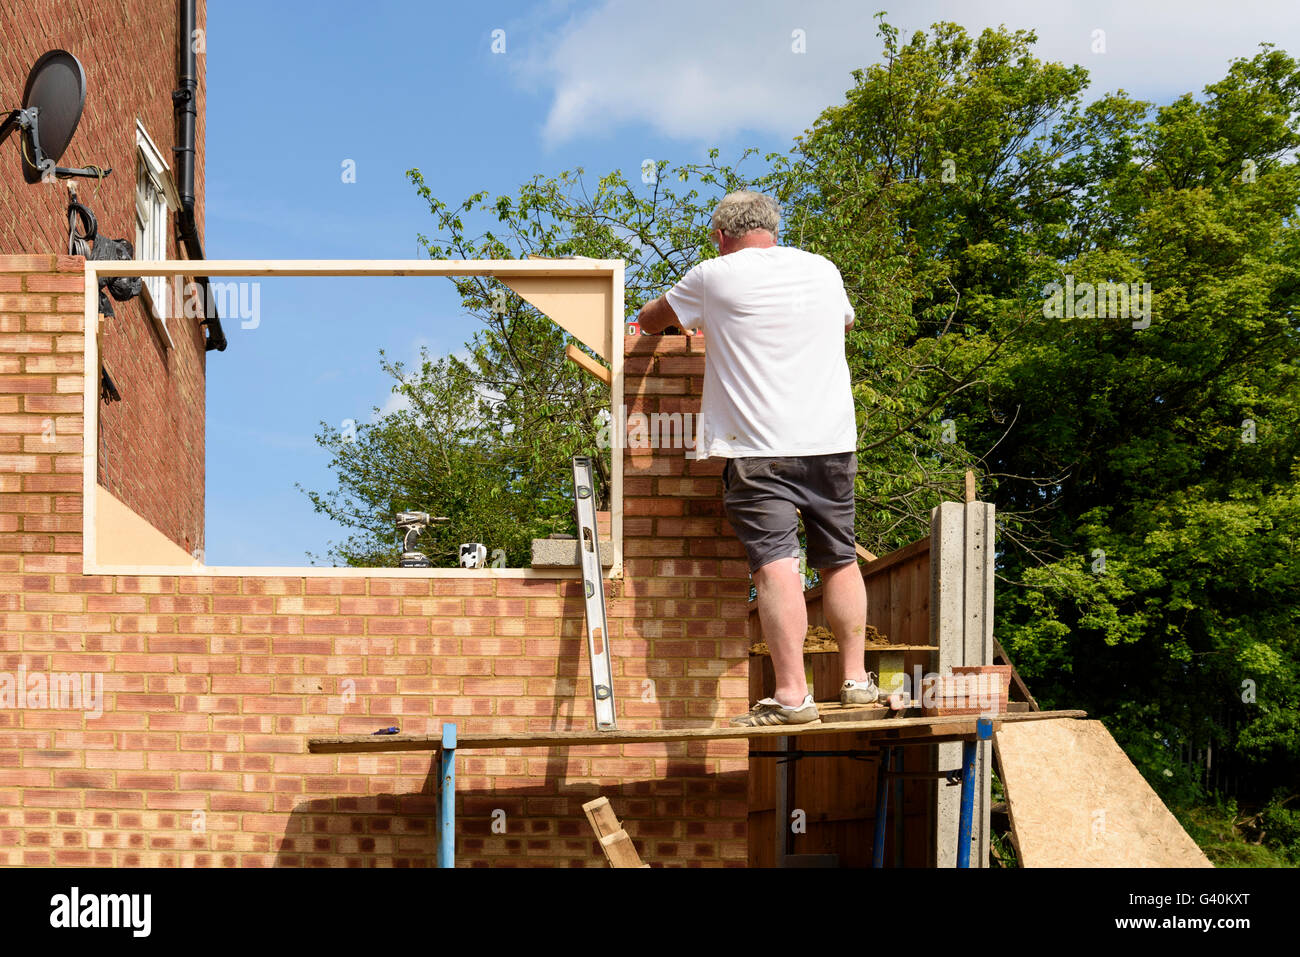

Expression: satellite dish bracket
xmin=0 ymin=107 xmax=112 ymax=180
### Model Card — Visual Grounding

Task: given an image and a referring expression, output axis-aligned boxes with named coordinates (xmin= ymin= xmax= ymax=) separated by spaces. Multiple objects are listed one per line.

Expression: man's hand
xmin=637 ymin=295 xmax=683 ymax=335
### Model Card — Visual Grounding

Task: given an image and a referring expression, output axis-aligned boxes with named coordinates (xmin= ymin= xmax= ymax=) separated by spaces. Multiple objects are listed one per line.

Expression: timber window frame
xmin=81 ymin=258 xmax=626 ymax=578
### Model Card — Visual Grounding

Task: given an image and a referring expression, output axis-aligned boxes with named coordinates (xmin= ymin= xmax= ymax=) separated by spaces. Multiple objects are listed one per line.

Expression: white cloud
xmin=377 ymin=387 xmax=413 ymax=419
xmin=374 ymin=343 xmax=480 ymax=420
xmin=375 ymin=336 xmax=440 ymax=419
xmin=510 ymin=0 xmax=1300 ymax=148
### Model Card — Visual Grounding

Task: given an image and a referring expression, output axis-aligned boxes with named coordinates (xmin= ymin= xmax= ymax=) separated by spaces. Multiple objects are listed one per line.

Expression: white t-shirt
xmin=664 ymin=245 xmax=857 ymax=460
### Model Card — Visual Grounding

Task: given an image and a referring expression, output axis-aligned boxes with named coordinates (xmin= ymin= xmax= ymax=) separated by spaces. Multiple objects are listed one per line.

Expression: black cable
xmin=66 ymin=198 xmax=97 ymax=257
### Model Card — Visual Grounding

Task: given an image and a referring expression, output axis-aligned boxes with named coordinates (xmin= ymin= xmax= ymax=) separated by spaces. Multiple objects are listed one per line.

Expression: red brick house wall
xmin=0 ymin=0 xmax=208 ymax=556
xmin=0 ymin=264 xmax=749 ymax=866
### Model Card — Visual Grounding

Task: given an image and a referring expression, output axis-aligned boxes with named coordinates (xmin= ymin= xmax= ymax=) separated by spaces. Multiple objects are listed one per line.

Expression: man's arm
xmin=637 ymin=295 xmax=682 ymax=335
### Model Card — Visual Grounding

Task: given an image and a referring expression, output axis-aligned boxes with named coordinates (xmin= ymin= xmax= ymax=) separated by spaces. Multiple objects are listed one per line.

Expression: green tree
xmin=788 ymin=19 xmax=1300 ymax=803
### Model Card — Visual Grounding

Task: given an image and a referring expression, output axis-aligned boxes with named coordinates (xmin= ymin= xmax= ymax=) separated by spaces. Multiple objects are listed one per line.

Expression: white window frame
xmin=134 ymin=120 xmax=181 ymax=347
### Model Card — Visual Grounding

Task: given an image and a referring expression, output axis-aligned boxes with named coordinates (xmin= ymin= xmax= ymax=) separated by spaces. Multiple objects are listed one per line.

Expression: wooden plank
xmin=790 ymin=536 xmax=929 ymax=611
xmin=889 ymin=551 xmax=905 ymax=656
xmin=916 ymin=554 xmax=933 ymax=669
xmin=582 ymin=797 xmax=647 ymax=868
xmin=581 ymin=796 xmax=620 ymax=837
xmin=861 ymin=536 xmax=930 ymax=580
xmin=89 ymin=259 xmax=621 ymax=278
xmin=912 ymin=555 xmax=932 ymax=647
xmin=775 ymin=734 xmax=791 ymax=864
xmin=747 ymin=810 xmax=776 ymax=867
xmin=995 ymin=719 xmax=1212 ymax=868
xmin=308 ymin=709 xmax=1085 ymax=753
xmin=815 ymin=701 xmax=897 ymax=724
xmin=789 ymin=730 xmax=870 ymax=864
xmin=748 ymin=653 xmax=764 ymax=703
xmin=805 ymin=591 xmax=826 ymax=630
xmin=897 ymin=554 xmax=916 ymax=649
xmin=566 ymin=343 xmax=611 ymax=384
xmin=855 ymin=543 xmax=878 ymax=563
xmin=598 ymin=829 xmax=647 ymax=868
xmin=964 ymin=470 xmax=977 ymax=503
xmin=609 ymin=259 xmax=624 ymax=577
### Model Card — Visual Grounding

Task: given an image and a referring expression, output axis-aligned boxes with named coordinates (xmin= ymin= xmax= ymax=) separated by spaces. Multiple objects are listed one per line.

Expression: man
xmin=636 ymin=190 xmax=878 ymax=726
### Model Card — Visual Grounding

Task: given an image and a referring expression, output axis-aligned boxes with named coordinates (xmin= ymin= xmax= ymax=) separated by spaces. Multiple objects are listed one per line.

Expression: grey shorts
xmin=721 ymin=452 xmax=858 ymax=574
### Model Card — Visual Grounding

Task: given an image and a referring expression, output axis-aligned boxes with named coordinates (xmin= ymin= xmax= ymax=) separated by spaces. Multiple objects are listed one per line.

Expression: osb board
xmin=995 ymin=719 xmax=1212 ymax=868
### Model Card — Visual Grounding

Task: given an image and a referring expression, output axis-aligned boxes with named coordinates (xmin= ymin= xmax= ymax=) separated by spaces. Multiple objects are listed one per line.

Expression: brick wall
xmin=0 ymin=0 xmax=208 ymax=555
xmin=0 ymin=262 xmax=750 ymax=866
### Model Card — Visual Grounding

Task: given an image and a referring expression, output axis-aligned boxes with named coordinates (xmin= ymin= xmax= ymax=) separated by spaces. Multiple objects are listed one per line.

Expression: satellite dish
xmin=18 ymin=50 xmax=86 ymax=182
xmin=0 ymin=49 xmax=110 ymax=182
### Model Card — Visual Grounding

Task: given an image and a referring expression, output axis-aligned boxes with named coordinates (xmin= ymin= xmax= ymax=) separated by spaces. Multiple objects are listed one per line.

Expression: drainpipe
xmin=172 ymin=0 xmax=226 ymax=352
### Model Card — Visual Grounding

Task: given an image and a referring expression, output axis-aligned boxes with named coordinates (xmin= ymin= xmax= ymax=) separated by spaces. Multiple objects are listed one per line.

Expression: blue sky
xmin=201 ymin=0 xmax=1300 ymax=565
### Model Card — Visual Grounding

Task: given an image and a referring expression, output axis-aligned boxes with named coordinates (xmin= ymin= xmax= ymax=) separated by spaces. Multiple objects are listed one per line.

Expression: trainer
xmin=636 ymin=190 xmax=876 ymax=726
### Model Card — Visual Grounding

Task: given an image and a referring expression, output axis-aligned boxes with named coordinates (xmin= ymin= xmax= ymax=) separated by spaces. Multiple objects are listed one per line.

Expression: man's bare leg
xmin=821 ymin=561 xmax=869 ymax=684
xmin=753 ymin=557 xmax=808 ymax=707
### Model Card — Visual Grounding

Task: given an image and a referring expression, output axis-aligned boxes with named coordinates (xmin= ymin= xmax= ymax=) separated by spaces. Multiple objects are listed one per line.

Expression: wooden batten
xmin=565 ymin=342 xmax=612 ymax=384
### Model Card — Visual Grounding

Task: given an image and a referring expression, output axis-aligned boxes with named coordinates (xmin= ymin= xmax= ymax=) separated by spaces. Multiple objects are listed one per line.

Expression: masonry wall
xmin=0 ymin=0 xmax=208 ymax=556
xmin=0 ymin=259 xmax=749 ymax=866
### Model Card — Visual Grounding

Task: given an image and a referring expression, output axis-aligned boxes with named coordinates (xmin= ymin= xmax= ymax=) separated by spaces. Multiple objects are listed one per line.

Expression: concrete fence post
xmin=930 ymin=498 xmax=996 ymax=867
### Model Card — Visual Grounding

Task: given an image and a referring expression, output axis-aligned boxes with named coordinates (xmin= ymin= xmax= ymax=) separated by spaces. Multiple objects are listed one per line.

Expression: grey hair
xmin=710 ymin=190 xmax=780 ymax=240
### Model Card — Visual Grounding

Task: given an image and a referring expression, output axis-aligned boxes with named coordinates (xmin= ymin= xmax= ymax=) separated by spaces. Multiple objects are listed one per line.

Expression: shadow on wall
xmin=273 ymin=769 xmax=748 ymax=868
